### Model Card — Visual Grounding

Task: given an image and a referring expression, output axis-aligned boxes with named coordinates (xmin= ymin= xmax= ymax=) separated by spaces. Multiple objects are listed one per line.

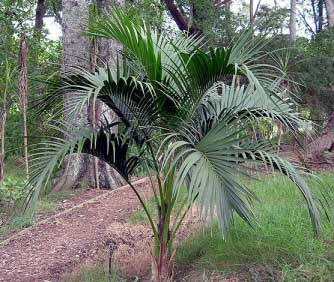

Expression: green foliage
xmin=125 ymin=0 xmax=165 ymax=30
xmin=27 ymin=8 xmax=328 ymax=280
xmin=255 ymin=5 xmax=290 ymax=35
xmin=64 ymin=263 xmax=125 ymax=282
xmin=177 ymin=174 xmax=334 ymax=281
xmin=0 ymin=176 xmax=26 ymax=204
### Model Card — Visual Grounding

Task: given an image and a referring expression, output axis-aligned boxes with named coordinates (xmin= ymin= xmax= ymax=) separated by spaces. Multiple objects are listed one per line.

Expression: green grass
xmin=63 ymin=263 xmax=125 ymax=282
xmin=176 ymin=174 xmax=334 ymax=281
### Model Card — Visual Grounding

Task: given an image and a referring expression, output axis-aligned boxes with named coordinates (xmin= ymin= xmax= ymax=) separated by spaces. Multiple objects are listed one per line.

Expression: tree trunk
xmin=87 ymin=0 xmax=125 ymax=189
xmin=55 ymin=0 xmax=91 ymax=191
xmin=289 ymin=0 xmax=297 ymax=44
xmin=18 ymin=33 xmax=29 ymax=180
xmin=35 ymin=0 xmax=46 ymax=30
xmin=0 ymin=83 xmax=8 ymax=183
xmin=306 ymin=110 xmax=334 ymax=161
xmin=250 ymin=0 xmax=254 ymax=25
xmin=325 ymin=0 xmax=334 ymax=28
xmin=319 ymin=0 xmax=324 ymax=32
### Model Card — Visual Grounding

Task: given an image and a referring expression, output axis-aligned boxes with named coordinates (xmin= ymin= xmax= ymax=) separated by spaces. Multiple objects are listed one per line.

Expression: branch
xmin=162 ymin=0 xmax=202 ymax=35
xmin=297 ymin=8 xmax=316 ymax=36
xmin=214 ymin=0 xmax=232 ymax=9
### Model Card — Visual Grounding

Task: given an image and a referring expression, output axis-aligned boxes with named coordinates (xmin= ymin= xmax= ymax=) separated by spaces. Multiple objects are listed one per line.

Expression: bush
xmin=0 ymin=176 xmax=26 ymax=205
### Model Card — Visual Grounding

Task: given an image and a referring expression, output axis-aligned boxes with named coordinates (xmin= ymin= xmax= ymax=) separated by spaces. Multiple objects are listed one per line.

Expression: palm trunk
xmin=18 ymin=33 xmax=29 ymax=180
xmin=152 ymin=211 xmax=174 ymax=282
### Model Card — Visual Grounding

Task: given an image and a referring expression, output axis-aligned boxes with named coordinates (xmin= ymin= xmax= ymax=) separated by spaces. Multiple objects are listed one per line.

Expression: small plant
xmin=0 ymin=176 xmax=26 ymax=205
xmin=64 ymin=263 xmax=125 ymax=282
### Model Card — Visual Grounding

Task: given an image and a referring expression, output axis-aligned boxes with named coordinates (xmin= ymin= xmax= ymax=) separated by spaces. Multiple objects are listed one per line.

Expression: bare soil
xmin=0 ymin=179 xmax=153 ymax=282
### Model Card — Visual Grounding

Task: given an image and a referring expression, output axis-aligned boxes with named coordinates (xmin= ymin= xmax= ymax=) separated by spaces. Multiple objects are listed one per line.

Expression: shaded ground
xmin=0 ymin=179 xmax=154 ymax=282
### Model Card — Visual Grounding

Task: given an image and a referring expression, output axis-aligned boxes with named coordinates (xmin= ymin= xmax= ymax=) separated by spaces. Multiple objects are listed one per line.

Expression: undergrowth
xmin=176 ymin=173 xmax=334 ymax=281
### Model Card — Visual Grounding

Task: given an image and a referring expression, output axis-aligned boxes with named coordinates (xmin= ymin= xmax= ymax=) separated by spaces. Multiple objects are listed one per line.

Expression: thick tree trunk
xmin=325 ymin=0 xmax=334 ymax=28
xmin=289 ymin=0 xmax=297 ymax=44
xmin=306 ymin=110 xmax=334 ymax=161
xmin=55 ymin=0 xmax=91 ymax=192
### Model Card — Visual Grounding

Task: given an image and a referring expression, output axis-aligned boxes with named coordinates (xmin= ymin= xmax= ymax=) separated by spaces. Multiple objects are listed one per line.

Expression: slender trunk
xmin=152 ymin=211 xmax=173 ymax=282
xmin=319 ymin=0 xmax=324 ymax=32
xmin=91 ymin=36 xmax=100 ymax=190
xmin=289 ymin=0 xmax=297 ymax=44
xmin=0 ymin=98 xmax=7 ymax=183
xmin=18 ymin=33 xmax=29 ymax=180
xmin=325 ymin=0 xmax=334 ymax=28
xmin=250 ymin=0 xmax=254 ymax=25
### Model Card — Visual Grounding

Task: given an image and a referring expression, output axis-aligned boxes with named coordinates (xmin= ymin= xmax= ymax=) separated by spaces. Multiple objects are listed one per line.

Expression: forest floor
xmin=0 ymin=178 xmax=156 ymax=282
xmin=1 ymin=152 xmax=334 ymax=282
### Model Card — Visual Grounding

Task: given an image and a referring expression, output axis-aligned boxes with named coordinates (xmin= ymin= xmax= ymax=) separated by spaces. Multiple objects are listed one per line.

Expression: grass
xmin=63 ymin=263 xmax=125 ymax=282
xmin=176 ymin=173 xmax=334 ymax=281
xmin=0 ymin=159 xmax=84 ymax=240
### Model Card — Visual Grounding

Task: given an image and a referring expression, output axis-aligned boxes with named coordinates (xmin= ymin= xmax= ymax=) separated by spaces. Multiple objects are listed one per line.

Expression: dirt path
xmin=0 ymin=178 xmax=152 ymax=282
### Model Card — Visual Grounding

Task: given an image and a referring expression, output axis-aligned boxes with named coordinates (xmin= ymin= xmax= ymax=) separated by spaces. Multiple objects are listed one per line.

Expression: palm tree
xmin=26 ymin=8 xmax=323 ymax=282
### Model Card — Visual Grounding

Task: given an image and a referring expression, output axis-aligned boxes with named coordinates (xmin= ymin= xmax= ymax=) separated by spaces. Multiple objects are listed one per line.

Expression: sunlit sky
xmin=44 ymin=0 xmax=311 ymax=41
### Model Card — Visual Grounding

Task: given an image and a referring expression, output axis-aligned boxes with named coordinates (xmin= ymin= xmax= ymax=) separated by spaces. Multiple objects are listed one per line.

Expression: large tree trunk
xmin=54 ymin=0 xmax=124 ymax=191
xmin=289 ymin=0 xmax=297 ymax=44
xmin=325 ymin=0 xmax=334 ymax=28
xmin=306 ymin=110 xmax=334 ymax=161
xmin=54 ymin=0 xmax=91 ymax=192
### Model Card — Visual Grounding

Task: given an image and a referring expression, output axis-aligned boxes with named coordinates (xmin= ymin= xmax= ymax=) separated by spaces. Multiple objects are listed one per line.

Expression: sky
xmin=44 ymin=0 xmax=310 ymax=40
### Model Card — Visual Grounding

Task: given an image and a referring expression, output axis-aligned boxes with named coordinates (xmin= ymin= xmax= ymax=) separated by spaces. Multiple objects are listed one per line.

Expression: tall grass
xmin=176 ymin=174 xmax=334 ymax=281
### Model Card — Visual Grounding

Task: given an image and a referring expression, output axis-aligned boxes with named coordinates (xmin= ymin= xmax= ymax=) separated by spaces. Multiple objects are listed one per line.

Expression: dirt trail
xmin=0 ymin=178 xmax=152 ymax=282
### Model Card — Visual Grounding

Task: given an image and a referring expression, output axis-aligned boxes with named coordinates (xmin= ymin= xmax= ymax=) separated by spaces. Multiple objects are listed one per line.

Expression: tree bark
xmin=289 ymin=0 xmax=297 ymax=44
xmin=319 ymin=0 xmax=324 ymax=32
xmin=250 ymin=0 xmax=254 ymax=25
xmin=54 ymin=0 xmax=91 ymax=192
xmin=35 ymin=0 xmax=46 ymax=30
xmin=325 ymin=0 xmax=334 ymax=28
xmin=306 ymin=110 xmax=334 ymax=161
xmin=18 ymin=33 xmax=29 ymax=180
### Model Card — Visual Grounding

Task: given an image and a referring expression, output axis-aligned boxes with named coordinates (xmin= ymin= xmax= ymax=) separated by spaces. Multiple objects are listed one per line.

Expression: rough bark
xmin=86 ymin=0 xmax=125 ymax=189
xmin=325 ymin=0 xmax=334 ymax=28
xmin=35 ymin=0 xmax=46 ymax=30
xmin=306 ymin=110 xmax=334 ymax=161
xmin=18 ymin=33 xmax=29 ymax=180
xmin=289 ymin=0 xmax=297 ymax=44
xmin=55 ymin=0 xmax=91 ymax=192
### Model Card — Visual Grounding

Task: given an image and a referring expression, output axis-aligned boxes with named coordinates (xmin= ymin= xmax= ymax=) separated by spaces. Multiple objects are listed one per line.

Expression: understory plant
xmin=26 ymin=8 xmax=325 ymax=282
